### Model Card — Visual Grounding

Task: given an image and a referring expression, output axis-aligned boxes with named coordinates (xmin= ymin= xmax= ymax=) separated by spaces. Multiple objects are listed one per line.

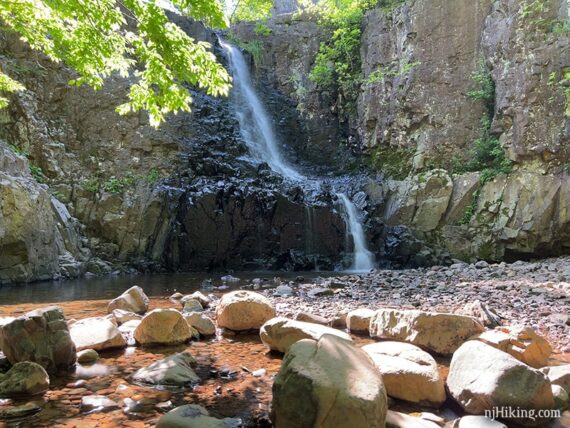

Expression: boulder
xmin=477 ymin=326 xmax=552 ymax=368
xmin=118 ymin=319 xmax=141 ymax=346
xmin=260 ymin=317 xmax=352 ymax=353
xmin=111 ymin=309 xmax=142 ymax=325
xmin=182 ymin=299 xmax=203 ymax=313
xmin=541 ymin=364 xmax=570 ymax=392
xmin=272 ymin=334 xmax=388 ymax=428
xmin=386 ymin=410 xmax=441 ymax=428
xmin=107 ymin=286 xmax=149 ymax=315
xmin=452 ymin=416 xmax=507 ymax=428
xmin=447 ymin=341 xmax=554 ymax=426
xmin=294 ymin=311 xmax=330 ymax=326
xmin=156 ymin=404 xmax=241 ymax=428
xmin=77 ymin=349 xmax=99 ymax=364
xmin=369 ymin=308 xmax=484 ymax=355
xmin=346 ymin=308 xmax=375 ymax=333
xmin=362 ymin=341 xmax=446 ymax=406
xmin=132 ymin=352 xmax=199 ymax=386
xmin=0 ymin=306 xmax=76 ymax=373
xmin=181 ymin=291 xmax=211 ymax=308
xmin=70 ymin=317 xmax=127 ymax=351
xmin=216 ymin=290 xmax=275 ymax=331
xmin=0 ymin=362 xmax=50 ymax=397
xmin=134 ymin=309 xmax=192 ymax=346
xmin=183 ymin=312 xmax=216 ymax=336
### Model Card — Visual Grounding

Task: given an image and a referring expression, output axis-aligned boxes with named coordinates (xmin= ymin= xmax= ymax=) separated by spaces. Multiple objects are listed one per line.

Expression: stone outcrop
xmin=260 ymin=317 xmax=352 ymax=353
xmin=0 ymin=306 xmax=76 ymax=373
xmin=132 ymin=352 xmax=199 ymax=386
xmin=369 ymin=308 xmax=485 ymax=355
xmin=216 ymin=291 xmax=276 ymax=331
xmin=272 ymin=334 xmax=388 ymax=428
xmin=0 ymin=362 xmax=50 ymax=398
xmin=447 ymin=341 xmax=554 ymax=426
xmin=362 ymin=341 xmax=446 ymax=407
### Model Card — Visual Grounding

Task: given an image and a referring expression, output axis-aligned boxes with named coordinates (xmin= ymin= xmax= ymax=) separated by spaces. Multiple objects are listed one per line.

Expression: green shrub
xmin=467 ymin=59 xmax=495 ymax=113
xmin=29 ymin=164 xmax=45 ymax=183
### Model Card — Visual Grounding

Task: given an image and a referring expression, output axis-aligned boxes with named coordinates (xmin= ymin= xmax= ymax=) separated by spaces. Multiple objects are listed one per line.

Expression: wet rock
xmin=346 ymin=308 xmax=375 ymax=333
xmin=369 ymin=308 xmax=484 ymax=355
xmin=107 ymin=286 xmax=149 ymax=315
xmin=0 ymin=362 xmax=49 ymax=397
xmin=477 ymin=326 xmax=552 ymax=368
xmin=386 ymin=410 xmax=441 ymax=428
xmin=183 ymin=312 xmax=216 ymax=336
xmin=182 ymin=291 xmax=211 ymax=308
xmin=447 ymin=341 xmax=554 ymax=426
xmin=156 ymin=404 xmax=242 ymax=428
xmin=0 ymin=306 xmax=76 ymax=373
xmin=112 ymin=309 xmax=142 ymax=325
xmin=132 ymin=352 xmax=199 ymax=386
xmin=362 ymin=341 xmax=446 ymax=407
xmin=260 ymin=317 xmax=352 ymax=353
xmin=80 ymin=395 xmax=119 ymax=413
xmin=76 ymin=349 xmax=99 ymax=364
xmin=216 ymin=291 xmax=275 ymax=331
xmin=0 ymin=401 xmax=42 ymax=419
xmin=272 ymin=334 xmax=387 ymax=428
xmin=182 ymin=299 xmax=203 ymax=313
xmin=134 ymin=309 xmax=192 ymax=346
xmin=294 ymin=311 xmax=330 ymax=326
xmin=452 ymin=416 xmax=507 ymax=428
xmin=70 ymin=317 xmax=127 ymax=351
xmin=540 ymin=365 xmax=570 ymax=393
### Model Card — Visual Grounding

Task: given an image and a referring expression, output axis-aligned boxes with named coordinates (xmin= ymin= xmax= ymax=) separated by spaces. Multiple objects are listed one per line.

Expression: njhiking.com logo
xmin=484 ymin=406 xmax=561 ymax=422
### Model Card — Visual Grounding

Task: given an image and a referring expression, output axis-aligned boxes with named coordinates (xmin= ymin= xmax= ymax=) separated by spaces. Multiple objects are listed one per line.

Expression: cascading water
xmin=336 ymin=193 xmax=375 ymax=272
xmin=220 ymin=40 xmax=303 ymax=181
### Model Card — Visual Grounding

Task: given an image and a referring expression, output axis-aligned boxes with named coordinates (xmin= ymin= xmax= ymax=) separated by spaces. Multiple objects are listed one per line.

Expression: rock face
xmin=272 ymin=334 xmax=388 ymax=428
xmin=362 ymin=341 xmax=446 ymax=407
xmin=0 ymin=307 xmax=76 ymax=373
xmin=0 ymin=362 xmax=50 ymax=397
xmin=69 ymin=317 xmax=127 ymax=351
xmin=107 ymin=286 xmax=149 ymax=315
xmin=156 ymin=404 xmax=240 ymax=428
xmin=447 ymin=341 xmax=554 ymax=425
xmin=134 ymin=309 xmax=192 ymax=345
xmin=260 ymin=317 xmax=352 ymax=353
xmin=216 ymin=291 xmax=276 ymax=331
xmin=132 ymin=352 xmax=199 ymax=386
xmin=369 ymin=308 xmax=484 ymax=355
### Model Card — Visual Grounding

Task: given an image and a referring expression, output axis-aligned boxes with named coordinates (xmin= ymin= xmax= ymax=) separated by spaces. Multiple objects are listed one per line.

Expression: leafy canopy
xmin=0 ymin=0 xmax=232 ymax=126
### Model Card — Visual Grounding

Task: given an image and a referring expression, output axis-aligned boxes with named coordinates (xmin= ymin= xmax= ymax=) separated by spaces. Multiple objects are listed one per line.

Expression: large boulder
xmin=0 ymin=362 xmax=50 ymax=397
xmin=183 ymin=312 xmax=216 ymax=336
xmin=69 ymin=317 xmax=127 ymax=351
xmin=477 ymin=326 xmax=552 ymax=368
xmin=134 ymin=309 xmax=192 ymax=346
xmin=132 ymin=352 xmax=199 ymax=386
xmin=447 ymin=341 xmax=554 ymax=426
xmin=260 ymin=317 xmax=352 ymax=353
xmin=0 ymin=306 xmax=76 ymax=373
xmin=272 ymin=334 xmax=388 ymax=428
xmin=346 ymin=308 xmax=375 ymax=333
xmin=156 ymin=404 xmax=241 ymax=428
xmin=362 ymin=341 xmax=446 ymax=407
xmin=216 ymin=290 xmax=275 ymax=331
xmin=107 ymin=286 xmax=149 ymax=315
xmin=369 ymin=308 xmax=484 ymax=355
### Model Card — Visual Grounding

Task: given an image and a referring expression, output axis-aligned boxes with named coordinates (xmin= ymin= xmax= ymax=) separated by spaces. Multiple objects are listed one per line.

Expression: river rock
xmin=447 ymin=341 xmax=554 ymax=425
xmin=132 ymin=352 xmax=199 ymax=386
xmin=70 ymin=317 xmax=127 ymax=351
xmin=386 ymin=410 xmax=441 ymax=428
xmin=0 ymin=362 xmax=50 ymax=397
xmin=294 ymin=311 xmax=330 ymax=325
xmin=362 ymin=341 xmax=446 ymax=407
xmin=107 ymin=286 xmax=149 ymax=315
xmin=118 ymin=319 xmax=141 ymax=346
xmin=369 ymin=308 xmax=484 ymax=355
xmin=183 ymin=312 xmax=216 ymax=336
xmin=346 ymin=308 xmax=375 ymax=333
xmin=452 ymin=416 xmax=507 ymax=428
xmin=216 ymin=290 xmax=275 ymax=331
xmin=112 ymin=309 xmax=142 ymax=325
xmin=181 ymin=291 xmax=211 ymax=308
xmin=182 ymin=299 xmax=203 ymax=313
xmin=156 ymin=404 xmax=241 ymax=428
xmin=260 ymin=317 xmax=352 ymax=353
xmin=0 ymin=306 xmax=76 ymax=373
xmin=477 ymin=326 xmax=552 ymax=368
xmin=272 ymin=334 xmax=388 ymax=428
xmin=80 ymin=395 xmax=119 ymax=413
xmin=134 ymin=309 xmax=192 ymax=346
xmin=541 ymin=365 xmax=570 ymax=392
xmin=77 ymin=349 xmax=99 ymax=364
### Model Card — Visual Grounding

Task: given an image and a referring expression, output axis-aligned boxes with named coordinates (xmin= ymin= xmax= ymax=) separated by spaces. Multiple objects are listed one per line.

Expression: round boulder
xmin=134 ymin=309 xmax=192 ymax=346
xmin=0 ymin=362 xmax=50 ymax=397
xmin=70 ymin=317 xmax=126 ymax=351
xmin=216 ymin=291 xmax=275 ymax=331
xmin=107 ymin=286 xmax=149 ymax=315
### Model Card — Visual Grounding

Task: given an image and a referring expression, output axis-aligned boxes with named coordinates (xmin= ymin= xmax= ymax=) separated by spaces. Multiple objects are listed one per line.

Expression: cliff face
xmin=237 ymin=0 xmax=569 ymax=262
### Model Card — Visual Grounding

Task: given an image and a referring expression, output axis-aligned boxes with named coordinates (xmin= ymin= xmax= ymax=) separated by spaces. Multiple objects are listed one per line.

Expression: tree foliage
xmin=228 ymin=0 xmax=272 ymax=23
xmin=0 ymin=0 xmax=232 ymax=126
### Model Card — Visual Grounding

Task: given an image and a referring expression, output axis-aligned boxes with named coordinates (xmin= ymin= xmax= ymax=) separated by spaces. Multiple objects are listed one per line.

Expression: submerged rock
xmin=362 ymin=341 xmax=446 ymax=407
xmin=0 ymin=306 xmax=76 ymax=373
xmin=260 ymin=317 xmax=352 ymax=353
xmin=0 ymin=362 xmax=50 ymax=397
xmin=134 ymin=309 xmax=192 ymax=346
xmin=272 ymin=334 xmax=387 ymax=428
xmin=216 ymin=290 xmax=275 ymax=331
xmin=156 ymin=404 xmax=241 ymax=428
xmin=70 ymin=317 xmax=127 ymax=351
xmin=132 ymin=352 xmax=199 ymax=386
xmin=107 ymin=286 xmax=149 ymax=315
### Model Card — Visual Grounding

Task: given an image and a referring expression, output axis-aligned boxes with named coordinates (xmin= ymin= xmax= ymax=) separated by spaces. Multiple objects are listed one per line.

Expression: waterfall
xmin=220 ymin=40 xmax=303 ymax=181
xmin=336 ymin=193 xmax=375 ymax=272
